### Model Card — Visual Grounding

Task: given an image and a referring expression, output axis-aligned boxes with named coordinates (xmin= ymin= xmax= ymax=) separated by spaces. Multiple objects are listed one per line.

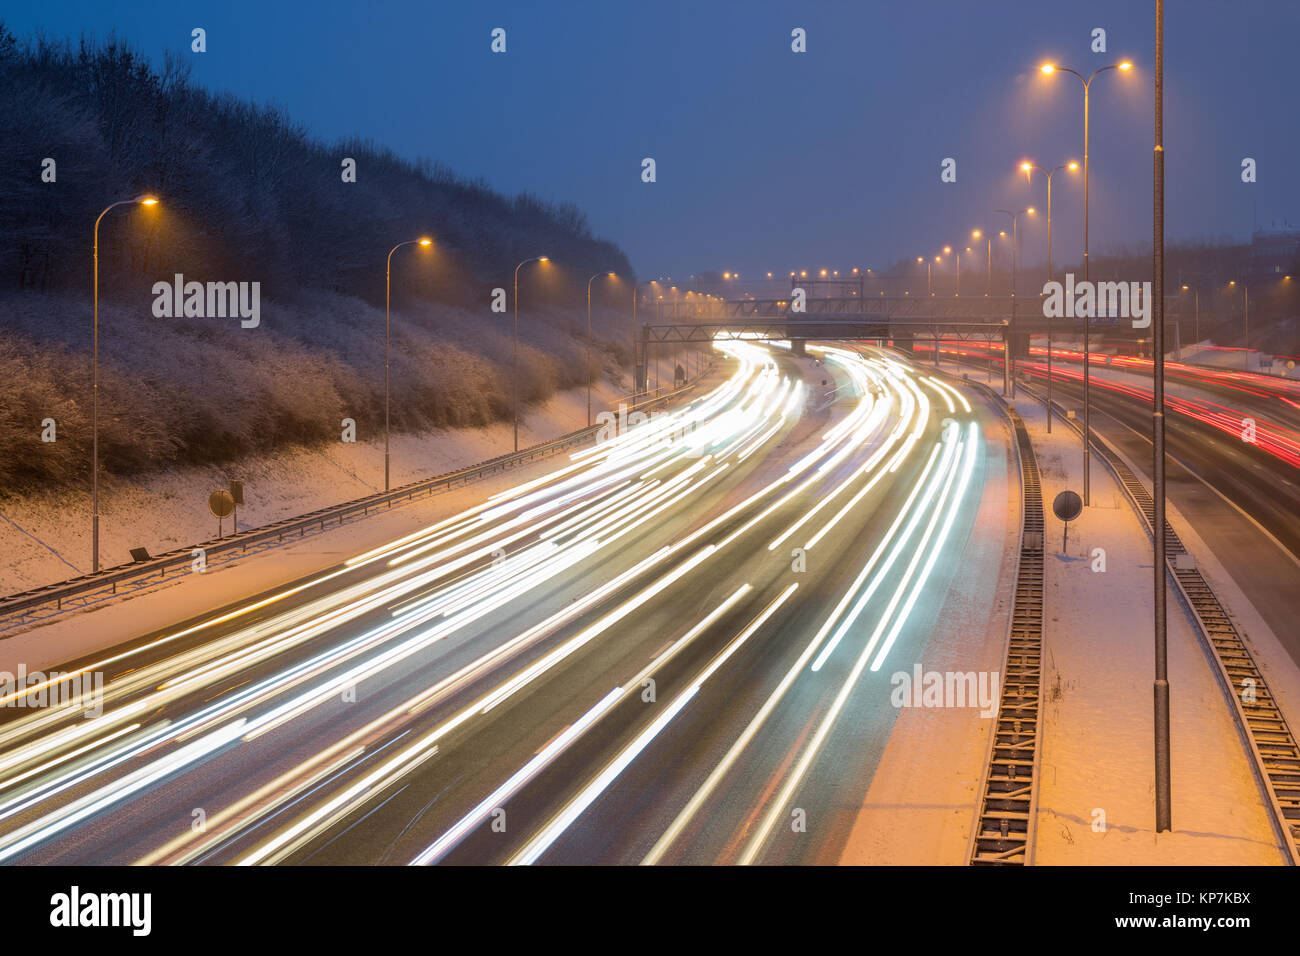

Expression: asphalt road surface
xmin=0 ymin=341 xmax=1002 ymax=865
xmin=1019 ymin=357 xmax=1300 ymax=670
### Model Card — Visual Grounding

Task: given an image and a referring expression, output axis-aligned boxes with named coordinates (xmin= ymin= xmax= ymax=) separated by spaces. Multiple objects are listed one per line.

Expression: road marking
xmin=1089 ymin=404 xmax=1300 ymax=572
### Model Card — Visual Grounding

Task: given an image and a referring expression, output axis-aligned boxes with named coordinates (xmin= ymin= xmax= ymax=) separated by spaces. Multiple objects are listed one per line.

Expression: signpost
xmin=229 ymin=479 xmax=244 ymax=533
xmin=209 ymin=489 xmax=235 ymax=539
xmin=1053 ymin=489 xmax=1083 ymax=553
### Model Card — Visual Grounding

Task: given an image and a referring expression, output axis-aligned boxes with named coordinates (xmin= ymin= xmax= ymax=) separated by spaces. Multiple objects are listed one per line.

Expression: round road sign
xmin=1053 ymin=489 xmax=1083 ymax=522
xmin=209 ymin=489 xmax=235 ymax=519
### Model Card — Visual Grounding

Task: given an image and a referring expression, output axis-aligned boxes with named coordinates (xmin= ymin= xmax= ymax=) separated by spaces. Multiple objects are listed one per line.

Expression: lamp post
xmin=930 ymin=255 xmax=945 ymax=365
xmin=1041 ymin=57 xmax=1134 ymax=505
xmin=513 ymin=256 xmax=550 ymax=452
xmin=1021 ymin=160 xmax=1079 ymax=432
xmin=384 ymin=237 xmax=433 ymax=492
xmin=632 ymin=280 xmax=652 ymax=395
xmin=995 ymin=207 xmax=1035 ymax=397
xmin=973 ymin=230 xmax=991 ymax=296
xmin=943 ymin=246 xmax=959 ymax=295
xmin=587 ymin=272 xmax=617 ymax=426
xmin=1225 ymin=281 xmax=1251 ymax=367
xmin=1151 ymin=0 xmax=1171 ymax=834
xmin=91 ymin=194 xmax=158 ymax=573
xmin=1181 ymin=284 xmax=1198 ymax=355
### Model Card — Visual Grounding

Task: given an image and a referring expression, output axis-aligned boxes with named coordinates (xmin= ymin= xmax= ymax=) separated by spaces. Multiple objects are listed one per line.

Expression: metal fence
xmin=0 ymin=378 xmax=706 ymax=631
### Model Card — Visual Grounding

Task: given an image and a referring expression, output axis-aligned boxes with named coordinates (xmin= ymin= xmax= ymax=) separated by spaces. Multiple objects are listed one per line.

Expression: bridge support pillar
xmin=886 ymin=326 xmax=913 ymax=357
xmin=789 ymin=339 xmax=806 ymax=356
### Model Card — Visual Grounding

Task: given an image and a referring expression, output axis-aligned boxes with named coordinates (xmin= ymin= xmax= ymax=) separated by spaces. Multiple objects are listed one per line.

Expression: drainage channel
xmin=1020 ymin=379 xmax=1300 ymax=865
xmin=959 ymin=382 xmax=1046 ymax=865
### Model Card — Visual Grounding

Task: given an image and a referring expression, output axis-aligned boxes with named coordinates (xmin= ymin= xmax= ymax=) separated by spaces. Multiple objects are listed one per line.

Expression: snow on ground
xmin=0 ymin=355 xmax=691 ymax=596
xmin=0 ymin=358 xmax=718 ymax=674
xmin=1176 ymin=344 xmax=1298 ymax=379
xmin=1072 ymin=406 xmax=1300 ymax=802
xmin=838 ymin=384 xmax=1019 ymax=864
xmin=1040 ymin=335 xmax=1297 ymax=380
xmin=1017 ymin=397 xmax=1287 ymax=864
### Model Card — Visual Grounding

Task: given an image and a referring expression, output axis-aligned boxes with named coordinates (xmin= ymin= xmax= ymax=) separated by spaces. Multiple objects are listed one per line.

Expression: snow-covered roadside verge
xmin=0 ymin=356 xmax=689 ymax=597
xmin=1175 ymin=344 xmax=1299 ymax=379
xmin=1020 ymin=398 xmax=1288 ymax=864
xmin=1034 ymin=337 xmax=1298 ymax=383
xmin=0 ymin=358 xmax=720 ymax=673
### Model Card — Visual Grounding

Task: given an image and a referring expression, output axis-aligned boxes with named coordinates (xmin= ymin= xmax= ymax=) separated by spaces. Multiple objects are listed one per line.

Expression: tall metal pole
xmin=92 ymin=209 xmax=103 ymax=573
xmin=1012 ymin=215 xmax=1018 ymax=398
xmin=995 ymin=211 xmax=1021 ymax=397
xmin=1046 ymin=172 xmax=1054 ymax=431
xmin=1046 ymin=174 xmax=1054 ymax=289
xmin=91 ymin=196 xmax=154 ymax=573
xmin=1152 ymin=0 xmax=1172 ymax=834
xmin=514 ymin=264 xmax=520 ymax=451
xmin=587 ymin=275 xmax=594 ymax=427
xmin=585 ymin=272 xmax=614 ymax=427
xmin=632 ymin=282 xmax=640 ymax=394
xmin=1043 ymin=60 xmax=1130 ymax=501
xmin=385 ymin=249 xmax=392 ymax=492
xmin=1026 ymin=164 xmax=1064 ymax=431
xmin=986 ymin=237 xmax=992 ymax=296
xmin=1082 ymin=77 xmax=1093 ymax=504
xmin=384 ymin=238 xmax=430 ymax=490
xmin=512 ymin=256 xmax=545 ymax=452
xmin=1244 ymin=285 xmax=1249 ymax=368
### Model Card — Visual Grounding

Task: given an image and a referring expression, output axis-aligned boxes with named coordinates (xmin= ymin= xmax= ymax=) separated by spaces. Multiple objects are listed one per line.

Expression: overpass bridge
xmin=651 ymin=295 xmax=1183 ymax=329
xmin=633 ymin=317 xmax=1016 ymax=393
xmin=634 ymin=291 xmax=1187 ymax=394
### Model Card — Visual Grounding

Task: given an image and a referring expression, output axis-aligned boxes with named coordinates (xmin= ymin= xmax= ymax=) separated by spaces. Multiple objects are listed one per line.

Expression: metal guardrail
xmin=0 ymin=376 xmax=711 ymax=633
xmin=952 ymin=376 xmax=1047 ymax=866
xmin=1019 ymin=378 xmax=1300 ymax=865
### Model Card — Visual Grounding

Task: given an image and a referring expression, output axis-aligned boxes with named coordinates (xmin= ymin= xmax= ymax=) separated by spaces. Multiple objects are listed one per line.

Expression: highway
xmin=1020 ymin=358 xmax=1300 ymax=667
xmin=929 ymin=339 xmax=1300 ymax=669
xmin=0 ymin=342 xmax=1000 ymax=865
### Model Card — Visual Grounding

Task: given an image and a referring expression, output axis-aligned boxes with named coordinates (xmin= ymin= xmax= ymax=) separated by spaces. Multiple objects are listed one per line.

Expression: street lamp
xmin=383 ymin=237 xmax=434 ymax=492
xmin=91 ymin=194 xmax=159 ymax=573
xmin=1227 ymin=281 xmax=1250 ymax=368
xmin=587 ymin=272 xmax=617 ymax=426
xmin=942 ymin=246 xmax=960 ymax=295
xmin=995 ymin=207 xmax=1035 ymax=397
xmin=1179 ymin=284 xmax=1199 ymax=357
xmin=1041 ymin=56 xmax=1134 ymax=504
xmin=1021 ymin=159 xmax=1079 ymax=431
xmin=1151 ymin=0 xmax=1171 ymax=834
xmin=513 ymin=255 xmax=550 ymax=452
xmin=632 ymin=279 xmax=657 ymax=394
xmin=972 ymin=229 xmax=992 ymax=296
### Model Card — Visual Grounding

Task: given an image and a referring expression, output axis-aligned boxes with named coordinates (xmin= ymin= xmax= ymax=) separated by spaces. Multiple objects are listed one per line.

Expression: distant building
xmin=1249 ymin=225 xmax=1300 ymax=277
